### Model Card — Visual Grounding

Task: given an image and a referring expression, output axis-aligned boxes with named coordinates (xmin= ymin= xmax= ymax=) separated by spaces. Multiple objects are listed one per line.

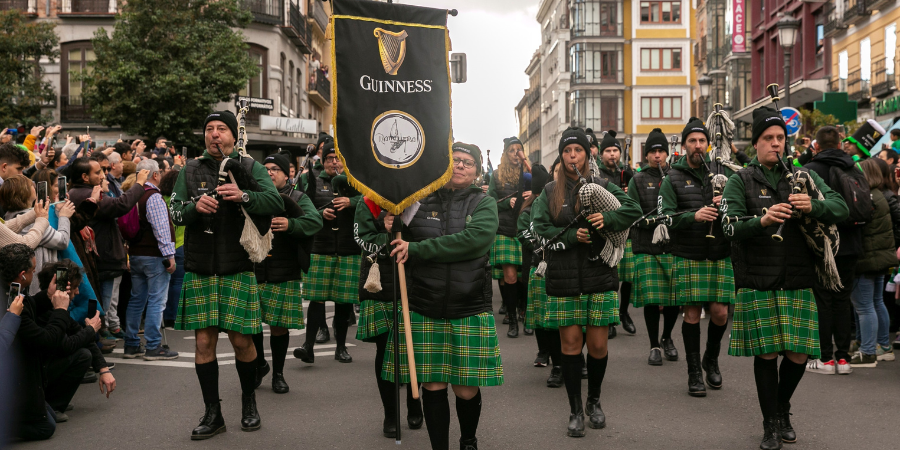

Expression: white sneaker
xmin=700 ymin=308 xmax=706 ymax=319
xmin=876 ymin=345 xmax=895 ymax=361
xmin=805 ymin=359 xmax=835 ymax=375
xmin=836 ymin=358 xmax=853 ymax=375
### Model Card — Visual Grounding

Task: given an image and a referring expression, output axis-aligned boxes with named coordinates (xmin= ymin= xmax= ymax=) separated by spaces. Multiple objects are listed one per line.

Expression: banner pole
xmin=392 ymin=228 xmax=402 ymax=444
xmin=396 ymin=232 xmax=420 ymax=400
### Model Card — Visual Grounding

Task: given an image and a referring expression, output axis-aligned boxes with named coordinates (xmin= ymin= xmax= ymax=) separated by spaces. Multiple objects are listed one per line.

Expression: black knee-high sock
xmin=235 ymin=359 xmax=258 ymax=395
xmin=661 ymin=306 xmax=679 ymax=341
xmin=560 ymin=353 xmax=583 ymax=399
xmin=270 ymin=334 xmax=290 ymax=374
xmin=373 ymin=333 xmax=396 ymax=419
xmin=586 ymin=354 xmax=608 ymax=400
xmin=333 ymin=303 xmax=352 ymax=348
xmin=778 ymin=358 xmax=807 ymax=404
xmin=644 ymin=307 xmax=662 ymax=348
xmin=547 ymin=331 xmax=562 ymax=366
xmin=682 ymin=321 xmax=701 ymax=354
xmin=305 ymin=302 xmax=325 ymax=346
xmin=422 ymin=387 xmax=450 ymax=450
xmin=534 ymin=328 xmax=549 ymax=355
xmin=619 ymin=282 xmax=632 ymax=314
xmin=500 ymin=283 xmax=517 ymax=318
xmin=195 ymin=360 xmax=220 ymax=404
xmin=753 ymin=357 xmax=779 ymax=420
xmin=707 ymin=319 xmax=728 ymax=348
xmin=517 ymin=279 xmax=528 ymax=314
xmin=456 ymin=389 xmax=482 ymax=441
xmin=252 ymin=332 xmax=266 ymax=367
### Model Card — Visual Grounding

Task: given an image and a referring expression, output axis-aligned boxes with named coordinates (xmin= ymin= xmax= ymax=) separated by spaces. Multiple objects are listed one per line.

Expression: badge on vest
xmin=685 ymin=180 xmax=695 ymax=188
xmin=198 ymin=181 xmax=208 ymax=194
xmin=759 ymin=188 xmax=772 ymax=199
xmin=427 ymin=211 xmax=440 ymax=222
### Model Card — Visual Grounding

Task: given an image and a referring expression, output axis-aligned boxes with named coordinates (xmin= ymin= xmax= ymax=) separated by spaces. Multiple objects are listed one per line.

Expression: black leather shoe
xmin=566 ymin=395 xmax=585 ymax=437
xmin=620 ymin=312 xmax=636 ymax=334
xmin=648 ymin=348 xmax=663 ymax=366
xmin=460 ymin=437 xmax=478 ymax=449
xmin=293 ymin=342 xmax=315 ymax=363
xmin=407 ymin=394 xmax=423 ymax=429
xmin=534 ymin=352 xmax=550 ymax=367
xmin=702 ymin=343 xmax=723 ymax=389
xmin=687 ymin=353 xmax=707 ymax=397
xmin=240 ymin=393 xmax=261 ymax=431
xmin=547 ymin=366 xmax=563 ymax=388
xmin=585 ymin=397 xmax=606 ymax=429
xmin=191 ymin=401 xmax=226 ymax=440
xmin=524 ymin=327 xmax=534 ymax=336
xmin=271 ymin=372 xmax=289 ymax=394
xmin=383 ymin=416 xmax=397 ymax=438
xmin=502 ymin=315 xmax=510 ymax=324
xmin=82 ymin=370 xmax=98 ymax=384
xmin=608 ymin=325 xmax=617 ymax=339
xmin=335 ymin=346 xmax=353 ymax=363
xmin=507 ymin=313 xmax=519 ymax=338
xmin=760 ymin=417 xmax=783 ymax=450
xmin=254 ymin=361 xmax=269 ymax=389
xmin=315 ymin=327 xmax=330 ymax=343
xmin=661 ymin=338 xmax=679 ymax=361
xmin=498 ymin=304 xmax=507 ymax=315
xmin=778 ymin=403 xmax=796 ymax=444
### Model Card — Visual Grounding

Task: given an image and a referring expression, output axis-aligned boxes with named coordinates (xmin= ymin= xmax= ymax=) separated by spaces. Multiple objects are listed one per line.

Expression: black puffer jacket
xmin=857 ymin=191 xmax=899 ymax=274
xmin=804 ymin=148 xmax=864 ymax=257
xmin=882 ymin=189 xmax=900 ymax=247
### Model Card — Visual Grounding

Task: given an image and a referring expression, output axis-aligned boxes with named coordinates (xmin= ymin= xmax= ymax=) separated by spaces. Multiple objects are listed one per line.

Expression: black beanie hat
xmin=644 ymin=128 xmax=669 ymax=156
xmin=531 ymin=164 xmax=550 ymax=196
xmin=585 ymin=128 xmax=599 ymax=148
xmin=599 ymin=130 xmax=622 ymax=153
xmin=322 ymin=140 xmax=336 ymax=159
xmin=681 ymin=117 xmax=709 ymax=146
xmin=264 ymin=153 xmax=291 ymax=176
xmin=452 ymin=142 xmax=483 ymax=175
xmin=204 ymin=111 xmax=239 ymax=141
xmin=750 ymin=106 xmax=787 ymax=145
xmin=558 ymin=127 xmax=591 ymax=157
xmin=503 ymin=136 xmax=523 ymax=151
xmin=316 ymin=132 xmax=333 ymax=148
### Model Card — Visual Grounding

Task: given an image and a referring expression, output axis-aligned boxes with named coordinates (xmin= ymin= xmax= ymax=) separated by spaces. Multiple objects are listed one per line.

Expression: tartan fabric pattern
xmin=543 ymin=292 xmax=620 ymax=328
xmin=525 ymin=267 xmax=550 ymax=330
xmin=356 ymin=300 xmax=395 ymax=342
xmin=490 ymin=235 xmax=522 ymax=279
xmin=176 ymin=271 xmax=262 ymax=334
xmin=631 ymin=253 xmax=677 ymax=307
xmin=673 ymin=256 xmax=736 ymax=305
xmin=382 ymin=311 xmax=504 ymax=387
xmin=728 ymin=288 xmax=821 ymax=358
xmin=617 ymin=239 xmax=635 ymax=281
xmin=259 ymin=280 xmax=305 ymax=329
xmin=304 ymin=254 xmax=360 ymax=304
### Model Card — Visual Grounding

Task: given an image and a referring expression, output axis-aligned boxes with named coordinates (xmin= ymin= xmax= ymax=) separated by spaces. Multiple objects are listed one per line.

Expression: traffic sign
xmin=781 ymin=107 xmax=802 ymax=136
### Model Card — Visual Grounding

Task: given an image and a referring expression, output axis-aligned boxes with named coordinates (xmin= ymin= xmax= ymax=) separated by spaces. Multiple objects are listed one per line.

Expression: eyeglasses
xmin=453 ymin=157 xmax=476 ymax=168
xmin=102 ymin=167 xmax=111 ymax=173
xmin=325 ymin=156 xmax=339 ymax=162
xmin=266 ymin=167 xmax=282 ymax=174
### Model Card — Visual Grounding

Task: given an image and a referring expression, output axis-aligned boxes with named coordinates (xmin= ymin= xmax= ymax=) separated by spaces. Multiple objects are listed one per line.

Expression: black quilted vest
xmin=495 ymin=178 xmax=520 ymax=237
xmin=542 ymin=177 xmax=619 ymax=297
xmin=254 ymin=186 xmax=310 ymax=284
xmin=356 ymin=211 xmax=396 ymax=302
xmin=667 ymin=163 xmax=730 ymax=261
xmin=631 ymin=166 xmax=671 ymax=255
xmin=310 ymin=175 xmax=358 ymax=256
xmin=405 ymin=188 xmax=492 ymax=319
xmin=730 ymin=166 xmax=816 ymax=291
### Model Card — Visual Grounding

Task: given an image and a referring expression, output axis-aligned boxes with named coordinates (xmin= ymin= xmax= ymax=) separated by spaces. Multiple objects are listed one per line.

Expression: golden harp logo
xmin=371 ymin=110 xmax=425 ymax=169
xmin=374 ymin=28 xmax=408 ymax=75
xmin=761 ymin=189 xmax=767 ymax=196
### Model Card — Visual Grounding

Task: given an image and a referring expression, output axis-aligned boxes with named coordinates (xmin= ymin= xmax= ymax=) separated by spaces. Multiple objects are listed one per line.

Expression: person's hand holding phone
xmin=30 ymin=126 xmax=44 ymax=137
xmin=50 ymin=288 xmax=70 ymax=311
xmin=33 ymin=198 xmax=48 ymax=219
xmin=7 ymin=295 xmax=24 ymax=316
xmin=85 ymin=312 xmax=101 ymax=332
xmin=56 ymin=200 xmax=75 ymax=219
xmin=166 ymin=258 xmax=176 ymax=274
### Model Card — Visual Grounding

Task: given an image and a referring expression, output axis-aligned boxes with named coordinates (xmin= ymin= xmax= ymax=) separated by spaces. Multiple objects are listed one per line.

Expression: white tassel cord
xmin=652 ymin=224 xmax=670 ymax=245
xmin=705 ymin=107 xmax=743 ymax=173
xmin=364 ymin=260 xmax=383 ymax=293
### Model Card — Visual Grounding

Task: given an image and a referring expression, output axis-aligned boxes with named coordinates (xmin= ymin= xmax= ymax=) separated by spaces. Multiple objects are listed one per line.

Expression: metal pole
xmin=784 ymin=48 xmax=792 ymax=150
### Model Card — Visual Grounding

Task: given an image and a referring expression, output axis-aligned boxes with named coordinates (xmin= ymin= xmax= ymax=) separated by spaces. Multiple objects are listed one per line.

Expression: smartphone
xmin=55 ymin=267 xmax=68 ymax=290
xmin=87 ymin=299 xmax=98 ymax=318
xmin=58 ymin=176 xmax=67 ymax=201
xmin=37 ymin=181 xmax=48 ymax=205
xmin=8 ymin=282 xmax=21 ymax=308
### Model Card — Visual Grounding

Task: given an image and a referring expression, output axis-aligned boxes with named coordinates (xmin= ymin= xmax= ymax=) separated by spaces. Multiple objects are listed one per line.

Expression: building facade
xmin=2 ymin=0 xmax=329 ymax=159
xmin=515 ymin=51 xmax=542 ymax=164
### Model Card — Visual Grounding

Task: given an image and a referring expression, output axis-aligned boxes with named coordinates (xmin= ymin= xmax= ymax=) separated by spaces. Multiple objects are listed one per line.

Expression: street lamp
xmin=698 ymin=75 xmax=713 ymax=117
xmin=777 ymin=14 xmax=801 ymax=109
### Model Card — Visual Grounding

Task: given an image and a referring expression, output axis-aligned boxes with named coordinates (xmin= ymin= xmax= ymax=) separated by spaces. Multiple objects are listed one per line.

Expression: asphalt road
xmin=11 ymin=282 xmax=900 ymax=450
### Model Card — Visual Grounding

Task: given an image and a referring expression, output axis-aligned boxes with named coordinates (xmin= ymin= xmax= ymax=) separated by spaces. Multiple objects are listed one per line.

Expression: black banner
xmin=332 ymin=0 xmax=453 ymax=214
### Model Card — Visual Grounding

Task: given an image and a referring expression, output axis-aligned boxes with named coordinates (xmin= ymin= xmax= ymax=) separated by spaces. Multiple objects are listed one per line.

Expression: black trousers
xmin=16 ymin=404 xmax=57 ymax=441
xmin=43 ymin=347 xmax=92 ymax=413
xmin=812 ymin=255 xmax=857 ymax=362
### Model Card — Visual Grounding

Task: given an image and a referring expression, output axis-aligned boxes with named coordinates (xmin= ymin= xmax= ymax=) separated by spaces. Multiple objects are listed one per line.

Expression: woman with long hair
xmin=487 ymin=137 xmax=531 ymax=337
xmin=531 ymin=127 xmax=641 ymax=436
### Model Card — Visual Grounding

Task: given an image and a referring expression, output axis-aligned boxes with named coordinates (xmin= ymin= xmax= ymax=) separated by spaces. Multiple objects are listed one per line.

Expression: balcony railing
xmin=528 ymin=119 xmax=540 ymax=138
xmin=843 ymin=0 xmax=870 ymax=25
xmin=572 ymin=117 xmax=624 ymax=133
xmin=847 ymin=69 xmax=871 ymax=102
xmin=309 ymin=0 xmax=328 ymax=35
xmin=573 ymin=68 xmax=623 ymax=85
xmin=871 ymin=57 xmax=896 ymax=97
xmin=308 ymin=70 xmax=331 ymax=105
xmin=60 ymin=0 xmax=116 ymax=14
xmin=571 ymin=1 xmax=623 ymax=38
xmin=526 ymin=89 xmax=540 ymax=106
xmin=830 ymin=77 xmax=847 ymax=93
xmin=245 ymin=0 xmax=282 ymax=25
xmin=282 ymin=2 xmax=311 ymax=54
xmin=0 ymin=0 xmax=36 ymax=13
xmin=60 ymin=95 xmax=93 ymax=123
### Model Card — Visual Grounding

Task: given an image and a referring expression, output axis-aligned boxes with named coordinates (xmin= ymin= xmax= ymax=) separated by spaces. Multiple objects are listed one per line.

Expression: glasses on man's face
xmin=325 ymin=156 xmax=339 ymax=163
xmin=452 ymin=157 xmax=476 ymax=168
xmin=266 ymin=167 xmax=282 ymax=174
xmin=102 ymin=167 xmax=111 ymax=173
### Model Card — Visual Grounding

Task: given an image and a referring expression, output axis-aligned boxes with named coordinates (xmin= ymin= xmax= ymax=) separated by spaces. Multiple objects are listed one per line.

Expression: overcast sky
xmin=396 ymin=0 xmax=541 ymax=168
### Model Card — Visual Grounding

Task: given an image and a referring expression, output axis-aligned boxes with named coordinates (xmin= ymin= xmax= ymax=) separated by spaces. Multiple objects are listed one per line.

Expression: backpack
xmin=117 ymin=205 xmax=141 ymax=241
xmin=829 ymin=165 xmax=875 ymax=226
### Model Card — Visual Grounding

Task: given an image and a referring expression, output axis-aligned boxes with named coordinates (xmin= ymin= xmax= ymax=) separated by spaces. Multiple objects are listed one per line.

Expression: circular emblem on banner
xmin=734 ymin=35 xmax=744 ymax=45
xmin=371 ymin=110 xmax=425 ymax=169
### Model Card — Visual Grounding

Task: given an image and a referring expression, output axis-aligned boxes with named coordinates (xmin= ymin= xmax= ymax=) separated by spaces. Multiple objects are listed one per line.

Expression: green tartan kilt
xmin=631 ymin=253 xmax=677 ymax=307
xmin=382 ymin=311 xmax=504 ymax=387
xmin=729 ymin=288 xmax=821 ymax=358
xmin=176 ymin=271 xmax=262 ymax=335
xmin=617 ymin=240 xmax=635 ymax=281
xmin=304 ymin=254 xmax=360 ymax=304
xmin=525 ymin=267 xmax=550 ymax=330
xmin=259 ymin=280 xmax=305 ymax=329
xmin=490 ymin=235 xmax=522 ymax=279
xmin=356 ymin=300 xmax=395 ymax=343
xmin=673 ymin=256 xmax=736 ymax=305
xmin=543 ymin=291 xmax=620 ymax=329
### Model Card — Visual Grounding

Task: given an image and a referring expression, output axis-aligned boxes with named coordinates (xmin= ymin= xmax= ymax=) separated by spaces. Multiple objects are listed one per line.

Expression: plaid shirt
xmin=144 ymin=182 xmax=175 ymax=258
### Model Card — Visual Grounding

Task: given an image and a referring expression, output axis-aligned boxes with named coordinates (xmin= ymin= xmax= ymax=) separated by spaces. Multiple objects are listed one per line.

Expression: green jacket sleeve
xmin=720 ymin=173 xmax=761 ymax=241
xmin=408 ymin=195 xmax=498 ymax=263
xmin=807 ymin=170 xmax=850 ymax=224
xmin=488 ymin=175 xmax=512 ymax=212
xmin=244 ymin=161 xmax=284 ymax=215
xmin=286 ymin=193 xmax=323 ymax=237
xmin=531 ymin=189 xmax=579 ymax=249
xmin=658 ymin=177 xmax=696 ymax=229
xmin=169 ymin=167 xmax=197 ymax=226
xmin=354 ymin=200 xmax=390 ymax=254
xmin=600 ymin=182 xmax=642 ymax=232
xmin=516 ymin=207 xmax=532 ymax=243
